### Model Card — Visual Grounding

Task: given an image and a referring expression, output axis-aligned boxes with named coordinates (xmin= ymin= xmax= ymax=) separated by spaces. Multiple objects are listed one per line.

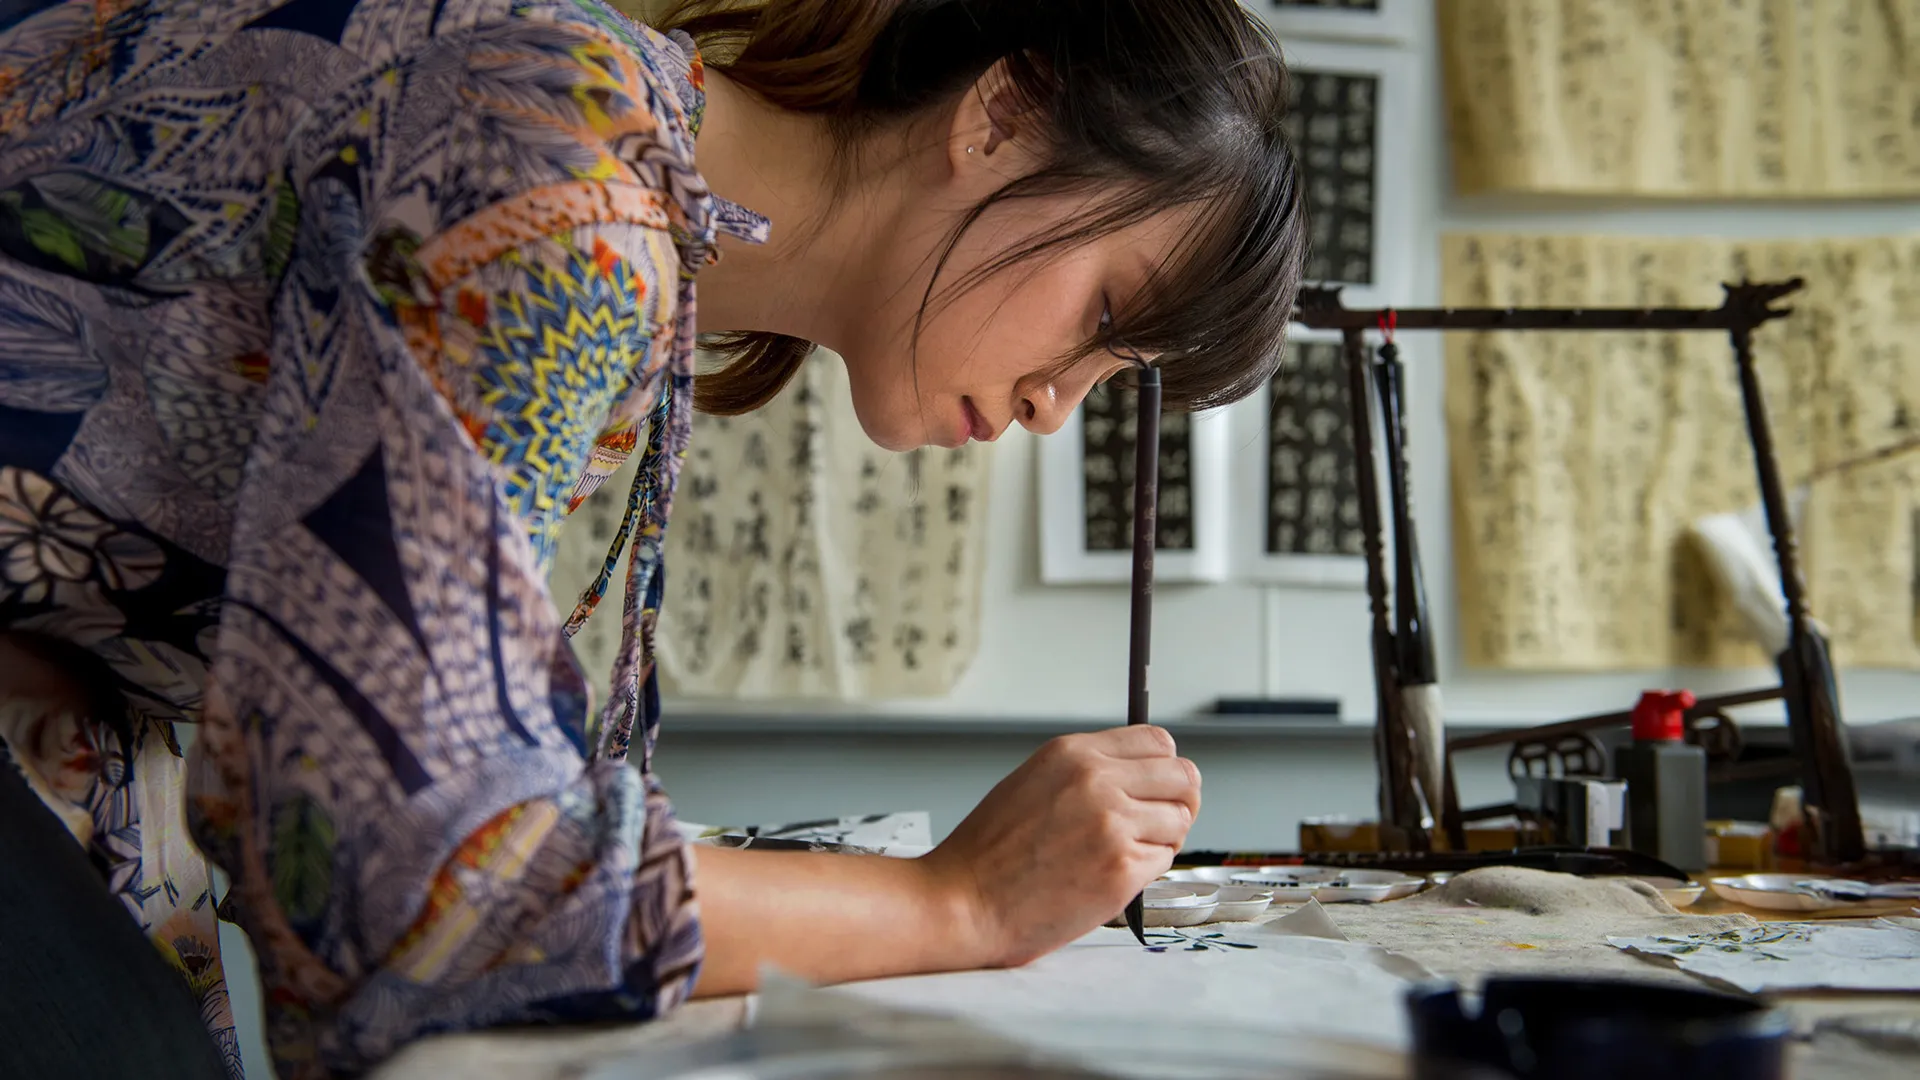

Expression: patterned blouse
xmin=0 ymin=2 xmax=767 ymax=1076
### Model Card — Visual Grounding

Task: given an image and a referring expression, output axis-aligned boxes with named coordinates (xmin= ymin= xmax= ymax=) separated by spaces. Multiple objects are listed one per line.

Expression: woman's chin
xmin=846 ymin=401 xmax=925 ymax=453
xmin=866 ymin=428 xmax=929 ymax=453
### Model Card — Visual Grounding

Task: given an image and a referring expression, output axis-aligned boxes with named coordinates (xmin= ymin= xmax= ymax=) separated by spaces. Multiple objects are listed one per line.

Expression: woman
xmin=0 ymin=0 xmax=1305 ymax=1076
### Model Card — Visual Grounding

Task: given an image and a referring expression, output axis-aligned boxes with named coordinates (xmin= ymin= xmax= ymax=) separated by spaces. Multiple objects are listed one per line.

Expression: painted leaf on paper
xmin=1143 ymin=929 xmax=1260 ymax=953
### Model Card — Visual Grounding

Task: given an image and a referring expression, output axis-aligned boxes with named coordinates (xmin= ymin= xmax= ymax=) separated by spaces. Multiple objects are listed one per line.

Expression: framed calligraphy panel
xmin=1270 ymin=39 xmax=1415 ymax=309
xmin=1258 ymin=0 xmax=1420 ymax=44
xmin=1231 ymin=330 xmax=1369 ymax=587
xmin=1039 ymin=380 xmax=1230 ymax=584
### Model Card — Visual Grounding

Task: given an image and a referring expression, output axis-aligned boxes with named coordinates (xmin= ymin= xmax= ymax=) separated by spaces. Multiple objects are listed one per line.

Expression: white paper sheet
xmin=678 ymin=812 xmax=933 ymax=857
xmin=1608 ymin=921 xmax=1920 ymax=993
xmin=824 ymin=902 xmax=1431 ymax=1055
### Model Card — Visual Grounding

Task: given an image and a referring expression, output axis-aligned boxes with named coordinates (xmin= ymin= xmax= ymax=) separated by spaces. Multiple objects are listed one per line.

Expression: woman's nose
xmin=1015 ymin=368 xmax=1095 ymax=436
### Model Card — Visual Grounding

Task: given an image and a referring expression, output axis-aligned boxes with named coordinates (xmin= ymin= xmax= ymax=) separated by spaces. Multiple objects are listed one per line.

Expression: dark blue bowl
xmin=1407 ymin=977 xmax=1790 ymax=1080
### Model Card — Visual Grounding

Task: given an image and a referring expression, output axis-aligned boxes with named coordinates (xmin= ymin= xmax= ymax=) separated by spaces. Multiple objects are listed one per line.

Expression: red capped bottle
xmin=1617 ymin=690 xmax=1708 ymax=871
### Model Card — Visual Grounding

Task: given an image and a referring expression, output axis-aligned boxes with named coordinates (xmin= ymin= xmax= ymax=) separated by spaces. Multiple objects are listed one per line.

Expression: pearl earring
xmin=965 ymin=145 xmax=976 ymax=154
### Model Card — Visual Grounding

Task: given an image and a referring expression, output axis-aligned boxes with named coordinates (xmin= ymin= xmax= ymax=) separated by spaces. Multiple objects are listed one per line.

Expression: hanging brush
xmin=1686 ymin=432 xmax=1920 ymax=654
xmin=1371 ymin=318 xmax=1447 ymax=828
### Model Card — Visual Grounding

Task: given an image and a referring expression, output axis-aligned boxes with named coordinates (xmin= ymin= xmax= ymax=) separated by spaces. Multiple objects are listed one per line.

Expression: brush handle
xmin=1121 ymin=365 xmax=1152 ymax=937
xmin=1127 ymin=368 xmax=1161 ymax=727
xmin=1123 ymin=366 xmax=1161 ymax=945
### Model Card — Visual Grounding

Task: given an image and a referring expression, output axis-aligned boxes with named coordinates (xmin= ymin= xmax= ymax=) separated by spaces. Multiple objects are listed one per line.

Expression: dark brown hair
xmin=662 ymin=0 xmax=1307 ymax=416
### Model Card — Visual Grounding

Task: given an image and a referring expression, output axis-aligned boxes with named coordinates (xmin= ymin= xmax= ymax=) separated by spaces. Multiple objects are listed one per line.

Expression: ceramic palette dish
xmin=1151 ymin=877 xmax=1275 ymax=921
xmin=1107 ymin=883 xmax=1220 ymax=928
xmin=1162 ymin=867 xmax=1244 ymax=887
xmin=1207 ymin=884 xmax=1275 ymax=921
xmin=1707 ymin=874 xmax=1856 ymax=912
xmin=1790 ymin=879 xmax=1920 ymax=902
xmin=1635 ymin=876 xmax=1707 ymax=908
xmin=1228 ymin=866 xmax=1424 ymax=903
xmin=1218 ymin=866 xmax=1340 ymax=900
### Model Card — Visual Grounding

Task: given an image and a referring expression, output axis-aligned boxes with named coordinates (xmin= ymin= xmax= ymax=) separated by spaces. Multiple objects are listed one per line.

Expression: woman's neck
xmin=691 ymin=71 xmax=905 ymax=350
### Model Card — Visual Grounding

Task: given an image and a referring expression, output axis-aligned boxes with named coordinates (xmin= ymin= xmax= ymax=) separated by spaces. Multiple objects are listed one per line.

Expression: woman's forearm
xmin=685 ymin=728 xmax=1202 ymax=997
xmin=687 ymin=844 xmax=987 ymax=997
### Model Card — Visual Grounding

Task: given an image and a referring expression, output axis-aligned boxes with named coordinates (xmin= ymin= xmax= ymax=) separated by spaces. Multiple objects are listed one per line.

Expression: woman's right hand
xmin=922 ymin=725 xmax=1202 ymax=969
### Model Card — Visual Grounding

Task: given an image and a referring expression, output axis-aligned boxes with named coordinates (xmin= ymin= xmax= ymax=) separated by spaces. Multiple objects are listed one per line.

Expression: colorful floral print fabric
xmin=0 ymin=2 xmax=767 ymax=1076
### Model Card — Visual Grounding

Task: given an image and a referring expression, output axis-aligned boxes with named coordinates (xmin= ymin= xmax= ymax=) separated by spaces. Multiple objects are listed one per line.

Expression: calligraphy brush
xmin=1685 ymin=432 xmax=1920 ymax=655
xmin=1123 ymin=359 xmax=1160 ymax=946
xmin=1371 ymin=335 xmax=1446 ymax=828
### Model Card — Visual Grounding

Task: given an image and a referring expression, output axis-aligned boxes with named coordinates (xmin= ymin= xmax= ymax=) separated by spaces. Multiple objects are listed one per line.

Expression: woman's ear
xmin=947 ymin=59 xmax=1042 ymax=178
xmin=981 ymin=84 xmax=1024 ymax=156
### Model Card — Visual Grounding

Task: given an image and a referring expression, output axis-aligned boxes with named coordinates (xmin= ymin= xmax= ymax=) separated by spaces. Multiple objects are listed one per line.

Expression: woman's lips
xmin=962 ymin=397 xmax=995 ymax=443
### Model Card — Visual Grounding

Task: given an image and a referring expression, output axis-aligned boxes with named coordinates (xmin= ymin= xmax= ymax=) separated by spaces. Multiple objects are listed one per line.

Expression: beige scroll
xmin=553 ymin=350 xmax=993 ymax=700
xmin=1444 ymin=232 xmax=1920 ymax=671
xmin=1439 ymin=0 xmax=1920 ymax=198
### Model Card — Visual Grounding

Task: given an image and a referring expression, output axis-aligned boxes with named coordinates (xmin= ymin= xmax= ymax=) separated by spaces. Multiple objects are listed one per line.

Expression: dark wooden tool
xmin=1341 ymin=328 xmax=1427 ymax=850
xmin=1728 ymin=324 xmax=1864 ymax=862
xmin=1372 ymin=336 xmax=1446 ymax=829
xmin=1294 ymin=280 xmax=1865 ymax=865
xmin=1123 ymin=363 xmax=1161 ymax=945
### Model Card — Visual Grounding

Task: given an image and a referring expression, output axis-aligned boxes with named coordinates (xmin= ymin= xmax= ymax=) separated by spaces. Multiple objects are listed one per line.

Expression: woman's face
xmin=833 ymin=193 xmax=1190 ymax=454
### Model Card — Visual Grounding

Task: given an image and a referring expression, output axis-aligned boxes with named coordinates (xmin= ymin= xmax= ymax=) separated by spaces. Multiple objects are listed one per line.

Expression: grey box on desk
xmin=1618 ymin=743 xmax=1709 ymax=871
xmin=1513 ymin=777 xmax=1626 ymax=848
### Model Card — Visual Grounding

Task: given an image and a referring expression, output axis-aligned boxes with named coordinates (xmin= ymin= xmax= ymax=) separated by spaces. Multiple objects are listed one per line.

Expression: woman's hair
xmin=663 ymin=0 xmax=1307 ymax=417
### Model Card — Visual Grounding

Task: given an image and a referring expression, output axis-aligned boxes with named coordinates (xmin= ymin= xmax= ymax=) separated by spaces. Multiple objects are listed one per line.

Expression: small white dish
xmin=1108 ymin=884 xmax=1221 ymax=928
xmin=1162 ymin=867 xmax=1243 ymax=886
xmin=1207 ymin=885 xmax=1274 ymax=922
xmin=1141 ymin=883 xmax=1209 ymax=907
xmin=1144 ymin=902 xmax=1220 ymax=927
xmin=1227 ymin=866 xmax=1341 ymax=891
xmin=1661 ymin=884 xmax=1707 ymax=908
xmin=1708 ymin=874 xmax=1853 ymax=912
xmin=1230 ymin=866 xmax=1422 ymax=903
xmin=1341 ymin=869 xmax=1426 ymax=902
xmin=1632 ymin=876 xmax=1706 ymax=908
xmin=1302 ymin=880 xmax=1396 ymax=904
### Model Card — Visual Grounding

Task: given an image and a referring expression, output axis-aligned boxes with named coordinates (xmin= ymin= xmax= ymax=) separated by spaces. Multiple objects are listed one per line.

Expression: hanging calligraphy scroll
xmin=1438 ymin=0 xmax=1920 ymax=198
xmin=1444 ymin=232 xmax=1920 ymax=671
xmin=552 ymin=351 xmax=993 ymax=700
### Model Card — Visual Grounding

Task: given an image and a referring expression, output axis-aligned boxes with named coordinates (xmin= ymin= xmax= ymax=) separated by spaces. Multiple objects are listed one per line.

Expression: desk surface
xmin=373 ymin=870 xmax=1918 ymax=1080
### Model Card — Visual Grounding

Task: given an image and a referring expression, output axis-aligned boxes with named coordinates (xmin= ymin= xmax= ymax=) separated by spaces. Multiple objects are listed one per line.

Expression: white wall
xmin=674 ymin=8 xmax=1920 ymax=730
xmin=659 ymin=728 xmax=1521 ymax=851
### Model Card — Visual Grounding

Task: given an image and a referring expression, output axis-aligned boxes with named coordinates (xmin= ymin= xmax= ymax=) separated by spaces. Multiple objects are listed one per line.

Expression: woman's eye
xmin=1098 ymin=296 xmax=1113 ymax=332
